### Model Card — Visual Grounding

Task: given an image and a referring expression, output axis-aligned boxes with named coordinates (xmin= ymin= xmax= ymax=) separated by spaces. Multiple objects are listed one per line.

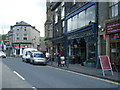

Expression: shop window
xmin=110 ymin=33 xmax=120 ymax=63
xmin=88 ymin=43 xmax=95 ymax=58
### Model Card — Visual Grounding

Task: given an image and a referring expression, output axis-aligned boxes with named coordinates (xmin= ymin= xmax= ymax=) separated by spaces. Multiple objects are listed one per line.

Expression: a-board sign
xmin=99 ymin=56 xmax=113 ymax=76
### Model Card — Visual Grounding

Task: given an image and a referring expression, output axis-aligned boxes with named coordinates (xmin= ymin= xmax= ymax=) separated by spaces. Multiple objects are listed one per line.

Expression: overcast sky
xmin=0 ymin=0 xmax=46 ymax=37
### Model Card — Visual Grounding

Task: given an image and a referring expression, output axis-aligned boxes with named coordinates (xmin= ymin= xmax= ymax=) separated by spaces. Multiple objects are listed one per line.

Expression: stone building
xmin=8 ymin=21 xmax=40 ymax=56
xmin=44 ymin=0 xmax=53 ymax=55
xmin=46 ymin=1 xmax=120 ymax=67
xmin=98 ymin=2 xmax=120 ymax=67
xmin=51 ymin=2 xmax=98 ymax=64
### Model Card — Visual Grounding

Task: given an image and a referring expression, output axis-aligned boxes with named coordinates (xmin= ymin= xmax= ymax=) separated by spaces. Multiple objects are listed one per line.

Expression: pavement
xmin=0 ymin=59 xmax=33 ymax=89
xmin=47 ymin=61 xmax=120 ymax=83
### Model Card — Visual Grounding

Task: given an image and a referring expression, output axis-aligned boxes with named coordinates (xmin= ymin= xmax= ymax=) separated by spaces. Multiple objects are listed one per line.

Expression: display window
xmin=110 ymin=33 xmax=120 ymax=64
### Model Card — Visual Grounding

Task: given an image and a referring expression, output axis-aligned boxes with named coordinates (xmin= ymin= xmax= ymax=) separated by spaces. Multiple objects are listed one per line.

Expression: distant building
xmin=8 ymin=21 xmax=40 ymax=56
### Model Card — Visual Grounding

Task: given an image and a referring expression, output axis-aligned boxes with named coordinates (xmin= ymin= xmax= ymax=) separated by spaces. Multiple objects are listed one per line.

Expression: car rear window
xmin=34 ymin=53 xmax=45 ymax=58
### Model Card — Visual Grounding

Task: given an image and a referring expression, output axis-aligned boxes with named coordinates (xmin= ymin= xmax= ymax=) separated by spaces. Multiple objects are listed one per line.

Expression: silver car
xmin=0 ymin=51 xmax=6 ymax=58
xmin=30 ymin=51 xmax=46 ymax=65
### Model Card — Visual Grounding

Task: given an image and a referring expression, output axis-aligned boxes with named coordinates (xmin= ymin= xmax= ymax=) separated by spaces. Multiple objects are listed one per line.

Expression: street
xmin=1 ymin=57 xmax=119 ymax=89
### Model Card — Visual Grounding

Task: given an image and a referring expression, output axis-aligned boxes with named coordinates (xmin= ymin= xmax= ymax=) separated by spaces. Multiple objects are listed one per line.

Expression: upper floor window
xmin=67 ymin=5 xmax=95 ymax=32
xmin=55 ymin=8 xmax=58 ymax=24
xmin=61 ymin=2 xmax=65 ymax=19
xmin=23 ymin=37 xmax=27 ymax=40
xmin=109 ymin=1 xmax=119 ymax=18
xmin=24 ymin=34 xmax=27 ymax=36
xmin=16 ymin=37 xmax=19 ymax=40
xmin=72 ymin=0 xmax=76 ymax=5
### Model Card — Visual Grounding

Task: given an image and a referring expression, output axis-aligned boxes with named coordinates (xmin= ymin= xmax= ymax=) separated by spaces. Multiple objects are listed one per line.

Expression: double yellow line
xmin=47 ymin=66 xmax=120 ymax=86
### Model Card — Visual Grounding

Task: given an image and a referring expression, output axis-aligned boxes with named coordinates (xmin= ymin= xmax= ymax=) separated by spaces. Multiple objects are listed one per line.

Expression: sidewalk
xmin=47 ymin=61 xmax=120 ymax=83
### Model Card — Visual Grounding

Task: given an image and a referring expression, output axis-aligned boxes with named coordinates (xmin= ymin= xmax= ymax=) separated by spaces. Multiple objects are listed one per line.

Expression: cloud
xmin=0 ymin=0 xmax=46 ymax=37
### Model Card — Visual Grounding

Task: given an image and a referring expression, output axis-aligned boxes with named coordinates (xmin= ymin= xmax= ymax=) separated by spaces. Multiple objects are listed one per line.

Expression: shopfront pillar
xmin=106 ymin=35 xmax=110 ymax=57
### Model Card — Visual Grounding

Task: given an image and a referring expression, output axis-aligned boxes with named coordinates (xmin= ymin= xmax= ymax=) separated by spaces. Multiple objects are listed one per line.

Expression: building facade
xmin=8 ymin=21 xmax=40 ymax=56
xmin=44 ymin=1 xmax=53 ymax=55
xmin=51 ymin=2 xmax=98 ymax=64
xmin=98 ymin=2 xmax=120 ymax=67
xmin=46 ymin=1 xmax=120 ymax=68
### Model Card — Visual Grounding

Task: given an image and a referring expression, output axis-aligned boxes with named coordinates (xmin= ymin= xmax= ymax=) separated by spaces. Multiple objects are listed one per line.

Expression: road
xmin=1 ymin=57 xmax=119 ymax=89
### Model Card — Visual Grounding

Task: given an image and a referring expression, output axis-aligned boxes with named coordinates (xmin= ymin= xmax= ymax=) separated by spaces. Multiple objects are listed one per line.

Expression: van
xmin=30 ymin=51 xmax=46 ymax=65
xmin=22 ymin=48 xmax=37 ymax=63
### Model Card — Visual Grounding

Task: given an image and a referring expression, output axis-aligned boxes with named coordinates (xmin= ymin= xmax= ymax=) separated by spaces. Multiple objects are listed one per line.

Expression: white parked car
xmin=22 ymin=48 xmax=38 ymax=62
xmin=0 ymin=51 xmax=6 ymax=58
xmin=30 ymin=51 xmax=46 ymax=65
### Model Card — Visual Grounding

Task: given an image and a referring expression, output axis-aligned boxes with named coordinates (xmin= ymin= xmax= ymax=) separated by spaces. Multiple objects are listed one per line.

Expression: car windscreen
xmin=34 ymin=53 xmax=45 ymax=58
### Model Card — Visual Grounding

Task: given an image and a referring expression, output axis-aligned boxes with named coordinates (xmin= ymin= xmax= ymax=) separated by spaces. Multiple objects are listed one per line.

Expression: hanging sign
xmin=99 ymin=56 xmax=113 ymax=76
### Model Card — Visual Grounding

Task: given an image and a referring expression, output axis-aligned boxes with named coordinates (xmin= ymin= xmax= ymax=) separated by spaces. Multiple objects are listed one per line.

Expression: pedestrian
xmin=45 ymin=51 xmax=50 ymax=62
xmin=60 ymin=55 xmax=65 ymax=67
xmin=56 ymin=53 xmax=61 ymax=67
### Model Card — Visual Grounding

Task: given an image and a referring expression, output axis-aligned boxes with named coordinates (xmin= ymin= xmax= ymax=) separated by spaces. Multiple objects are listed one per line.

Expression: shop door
xmin=80 ymin=38 xmax=86 ymax=62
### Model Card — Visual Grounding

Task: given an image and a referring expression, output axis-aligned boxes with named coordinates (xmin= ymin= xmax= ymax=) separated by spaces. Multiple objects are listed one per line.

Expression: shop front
xmin=67 ymin=23 xmax=98 ymax=64
xmin=52 ymin=37 xmax=64 ymax=56
xmin=106 ymin=20 xmax=120 ymax=70
xmin=13 ymin=44 xmax=29 ymax=56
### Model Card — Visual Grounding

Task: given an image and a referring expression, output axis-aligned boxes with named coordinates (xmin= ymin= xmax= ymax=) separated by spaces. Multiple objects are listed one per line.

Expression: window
xmin=109 ymin=1 xmax=119 ymax=18
xmin=61 ymin=2 xmax=65 ymax=19
xmin=17 ymin=37 xmax=19 ymax=40
xmin=24 ymin=34 xmax=27 ymax=36
xmin=79 ymin=10 xmax=86 ymax=27
xmin=72 ymin=0 xmax=76 ymax=5
xmin=86 ymin=5 xmax=95 ymax=25
xmin=62 ymin=21 xmax=65 ymax=33
xmin=23 ymin=37 xmax=27 ymax=40
xmin=67 ymin=5 xmax=95 ymax=32
xmin=55 ymin=8 xmax=58 ymax=24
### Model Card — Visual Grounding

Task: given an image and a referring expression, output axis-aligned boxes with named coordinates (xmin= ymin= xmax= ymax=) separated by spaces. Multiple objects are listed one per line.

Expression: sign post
xmin=99 ymin=56 xmax=113 ymax=76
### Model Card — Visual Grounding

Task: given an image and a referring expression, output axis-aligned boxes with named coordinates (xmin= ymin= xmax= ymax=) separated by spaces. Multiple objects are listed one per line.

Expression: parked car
xmin=0 ymin=51 xmax=6 ymax=58
xmin=22 ymin=48 xmax=38 ymax=62
xmin=30 ymin=51 xmax=46 ymax=65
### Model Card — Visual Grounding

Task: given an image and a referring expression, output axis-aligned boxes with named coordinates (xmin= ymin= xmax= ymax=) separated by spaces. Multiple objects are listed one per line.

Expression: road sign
xmin=99 ymin=56 xmax=113 ymax=76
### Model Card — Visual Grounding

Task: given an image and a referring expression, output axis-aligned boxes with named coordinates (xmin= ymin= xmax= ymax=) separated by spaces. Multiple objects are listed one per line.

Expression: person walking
xmin=56 ymin=53 xmax=61 ymax=67
xmin=45 ymin=51 xmax=50 ymax=63
xmin=60 ymin=55 xmax=65 ymax=67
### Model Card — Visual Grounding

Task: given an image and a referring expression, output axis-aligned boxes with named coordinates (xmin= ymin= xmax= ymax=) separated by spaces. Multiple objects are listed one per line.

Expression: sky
xmin=0 ymin=0 xmax=46 ymax=37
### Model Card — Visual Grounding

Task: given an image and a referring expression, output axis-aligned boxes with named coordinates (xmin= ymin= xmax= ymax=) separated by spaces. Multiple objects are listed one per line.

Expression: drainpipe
xmin=95 ymin=2 xmax=99 ymax=68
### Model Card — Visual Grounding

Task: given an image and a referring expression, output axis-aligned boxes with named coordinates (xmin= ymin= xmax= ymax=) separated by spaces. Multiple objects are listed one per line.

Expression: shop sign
xmin=14 ymin=45 xmax=28 ymax=48
xmin=106 ymin=20 xmax=120 ymax=34
xmin=99 ymin=56 xmax=113 ymax=76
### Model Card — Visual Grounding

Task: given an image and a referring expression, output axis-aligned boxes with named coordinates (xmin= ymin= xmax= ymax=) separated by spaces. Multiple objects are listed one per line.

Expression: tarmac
xmin=47 ymin=61 xmax=120 ymax=83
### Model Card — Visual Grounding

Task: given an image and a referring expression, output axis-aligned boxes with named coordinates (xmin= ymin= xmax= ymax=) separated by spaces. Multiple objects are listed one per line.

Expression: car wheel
xmin=22 ymin=59 xmax=24 ymax=62
xmin=32 ymin=60 xmax=35 ymax=65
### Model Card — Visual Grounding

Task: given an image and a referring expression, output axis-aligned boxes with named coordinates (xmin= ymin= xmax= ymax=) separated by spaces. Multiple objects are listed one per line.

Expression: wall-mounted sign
xmin=106 ymin=20 xmax=120 ymax=34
